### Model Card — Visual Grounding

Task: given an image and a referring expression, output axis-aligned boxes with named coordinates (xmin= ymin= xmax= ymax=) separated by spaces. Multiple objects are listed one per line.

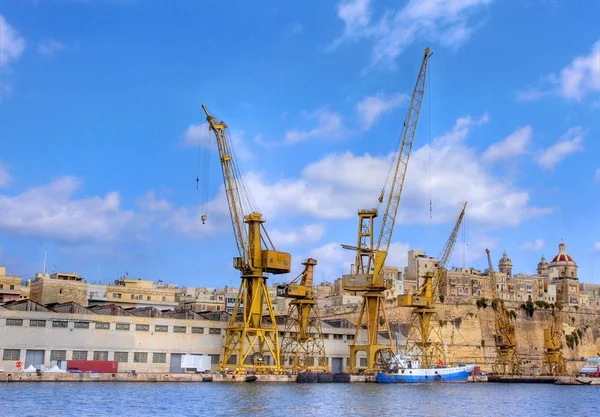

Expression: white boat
xmin=579 ymin=357 xmax=600 ymax=375
xmin=376 ymin=355 xmax=476 ymax=383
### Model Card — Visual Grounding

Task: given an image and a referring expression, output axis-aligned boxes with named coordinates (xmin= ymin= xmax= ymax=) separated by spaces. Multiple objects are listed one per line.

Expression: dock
xmin=1 ymin=371 xmax=371 ymax=383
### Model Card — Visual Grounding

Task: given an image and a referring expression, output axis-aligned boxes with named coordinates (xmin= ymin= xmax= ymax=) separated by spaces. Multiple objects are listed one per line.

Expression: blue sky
xmin=0 ymin=0 xmax=599 ymax=287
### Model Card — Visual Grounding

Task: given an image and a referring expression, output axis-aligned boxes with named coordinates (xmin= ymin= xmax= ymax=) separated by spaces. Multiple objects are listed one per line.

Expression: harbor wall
xmin=324 ymin=300 xmax=600 ymax=374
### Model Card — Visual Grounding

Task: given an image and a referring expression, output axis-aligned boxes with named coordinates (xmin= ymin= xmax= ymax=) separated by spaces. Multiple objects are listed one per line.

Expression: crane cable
xmin=198 ymin=121 xmax=211 ymax=224
xmin=428 ymin=57 xmax=433 ymax=221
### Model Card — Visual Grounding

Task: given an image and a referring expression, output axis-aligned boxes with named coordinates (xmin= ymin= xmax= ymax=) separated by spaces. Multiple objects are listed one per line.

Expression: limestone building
xmin=548 ymin=241 xmax=580 ymax=305
xmin=29 ymin=272 xmax=88 ymax=306
xmin=0 ymin=267 xmax=22 ymax=304
xmin=0 ymin=299 xmax=364 ymax=373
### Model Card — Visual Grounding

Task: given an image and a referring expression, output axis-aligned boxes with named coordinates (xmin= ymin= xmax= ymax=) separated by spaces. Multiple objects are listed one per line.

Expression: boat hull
xmin=376 ymin=365 xmax=474 ymax=383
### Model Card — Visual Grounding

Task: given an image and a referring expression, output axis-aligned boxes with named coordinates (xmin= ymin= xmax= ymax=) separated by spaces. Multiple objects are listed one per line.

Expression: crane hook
xmin=196 ymin=176 xmax=200 ymax=190
xmin=201 ymin=214 xmax=207 ymax=225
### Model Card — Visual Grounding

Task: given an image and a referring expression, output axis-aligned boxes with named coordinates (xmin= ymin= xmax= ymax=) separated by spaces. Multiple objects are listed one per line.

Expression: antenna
xmin=43 ymin=248 xmax=47 ymax=275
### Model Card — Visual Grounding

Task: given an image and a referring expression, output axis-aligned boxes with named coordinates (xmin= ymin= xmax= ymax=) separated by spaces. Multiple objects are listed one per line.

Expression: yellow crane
xmin=342 ymin=47 xmax=432 ymax=373
xmin=399 ymin=202 xmax=467 ymax=368
xmin=202 ymin=104 xmax=291 ymax=374
xmin=485 ymin=248 xmax=521 ymax=375
xmin=277 ymin=258 xmax=328 ymax=372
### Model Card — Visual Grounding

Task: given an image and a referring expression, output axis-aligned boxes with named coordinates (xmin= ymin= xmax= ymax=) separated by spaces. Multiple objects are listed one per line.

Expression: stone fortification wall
xmin=323 ymin=300 xmax=600 ymax=374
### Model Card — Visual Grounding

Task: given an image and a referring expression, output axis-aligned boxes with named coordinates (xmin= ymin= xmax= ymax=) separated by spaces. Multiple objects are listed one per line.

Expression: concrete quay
xmin=1 ymin=371 xmax=371 ymax=383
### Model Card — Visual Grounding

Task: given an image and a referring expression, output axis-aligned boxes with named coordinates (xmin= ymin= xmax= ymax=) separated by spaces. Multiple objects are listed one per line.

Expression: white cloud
xmin=356 ymin=92 xmax=408 ymax=130
xmin=295 ymin=239 xmax=409 ymax=283
xmin=182 ymin=122 xmax=209 ymax=147
xmin=535 ymin=126 xmax=585 ymax=169
xmin=385 ymin=241 xmax=411 ymax=269
xmin=269 ymin=223 xmax=326 ymax=247
xmin=137 ymin=191 xmax=173 ymax=212
xmin=518 ymin=40 xmax=600 ymax=102
xmin=0 ymin=14 xmax=25 ymax=67
xmin=241 ymin=113 xmax=548 ymax=229
xmin=521 ymin=238 xmax=545 ymax=251
xmin=38 ymin=39 xmax=65 ymax=56
xmin=0 ymin=177 xmax=134 ymax=242
xmin=0 ymin=83 xmax=13 ymax=103
xmin=0 ymin=163 xmax=11 ymax=188
xmin=595 ymin=168 xmax=600 ymax=183
xmin=284 ymin=108 xmax=348 ymax=144
xmin=182 ymin=122 xmax=252 ymax=160
xmin=289 ymin=23 xmax=304 ymax=35
xmin=483 ymin=125 xmax=532 ymax=162
xmin=450 ymin=233 xmax=500 ymax=269
xmin=330 ymin=0 xmax=493 ymax=69
xmin=336 ymin=0 xmax=371 ymax=40
xmin=593 ymin=242 xmax=600 ymax=252
xmin=303 ymin=242 xmax=354 ymax=282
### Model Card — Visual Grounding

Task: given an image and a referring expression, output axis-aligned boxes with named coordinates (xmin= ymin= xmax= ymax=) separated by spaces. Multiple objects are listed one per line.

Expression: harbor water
xmin=1 ymin=382 xmax=599 ymax=417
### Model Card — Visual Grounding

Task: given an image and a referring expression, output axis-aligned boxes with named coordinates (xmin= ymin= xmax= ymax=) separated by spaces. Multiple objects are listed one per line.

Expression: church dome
xmin=550 ymin=242 xmax=576 ymax=266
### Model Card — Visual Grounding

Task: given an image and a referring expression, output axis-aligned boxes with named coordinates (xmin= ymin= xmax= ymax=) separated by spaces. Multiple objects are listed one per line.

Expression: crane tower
xmin=202 ymin=105 xmax=293 ymax=374
xmin=485 ymin=248 xmax=521 ymax=375
xmin=277 ymin=258 xmax=328 ymax=372
xmin=341 ymin=47 xmax=432 ymax=373
xmin=399 ymin=202 xmax=467 ymax=367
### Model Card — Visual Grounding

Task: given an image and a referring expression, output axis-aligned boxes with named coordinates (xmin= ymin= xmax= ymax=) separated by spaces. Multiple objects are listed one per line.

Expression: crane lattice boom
xmin=373 ymin=47 xmax=432 ymax=278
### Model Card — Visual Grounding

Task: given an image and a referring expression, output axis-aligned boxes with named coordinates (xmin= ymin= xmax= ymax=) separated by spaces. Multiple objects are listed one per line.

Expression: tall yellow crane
xmin=202 ymin=104 xmax=291 ymax=374
xmin=485 ymin=248 xmax=521 ymax=375
xmin=399 ymin=202 xmax=467 ymax=368
xmin=342 ymin=47 xmax=432 ymax=373
xmin=277 ymin=258 xmax=327 ymax=372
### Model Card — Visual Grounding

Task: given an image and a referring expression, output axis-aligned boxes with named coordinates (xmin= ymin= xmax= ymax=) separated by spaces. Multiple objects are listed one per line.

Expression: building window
xmin=130 ymin=294 xmax=135 ymax=299
xmin=134 ymin=352 xmax=148 ymax=363
xmin=359 ymin=358 xmax=368 ymax=367
xmin=192 ymin=327 xmax=204 ymax=334
xmin=112 ymin=293 xmax=121 ymax=299
xmin=155 ymin=325 xmax=168 ymax=332
xmin=209 ymin=354 xmax=220 ymax=364
xmin=10 ymin=284 xmax=15 ymax=290
xmin=114 ymin=352 xmax=129 ymax=363
xmin=116 ymin=323 xmax=130 ymax=331
xmin=30 ymin=319 xmax=46 ymax=327
xmin=74 ymin=321 xmax=90 ymax=329
xmin=137 ymin=295 xmax=143 ymax=300
xmin=347 ymin=334 xmax=355 ymax=340
xmin=136 ymin=324 xmax=149 ymax=332
xmin=52 ymin=320 xmax=68 ymax=328
xmin=153 ymin=353 xmax=167 ymax=363
xmin=162 ymin=296 xmax=166 ymax=302
xmin=6 ymin=319 xmax=23 ymax=326
xmin=147 ymin=296 xmax=151 ymax=301
xmin=72 ymin=350 xmax=87 ymax=360
xmin=93 ymin=351 xmax=109 ymax=361
xmin=3 ymin=349 xmax=20 ymax=361
xmin=95 ymin=322 xmax=110 ymax=330
xmin=173 ymin=326 xmax=186 ymax=333
xmin=333 ymin=334 xmax=343 ymax=340
xmin=227 ymin=355 xmax=237 ymax=364
xmin=50 ymin=350 xmax=67 ymax=361
xmin=208 ymin=328 xmax=221 ymax=335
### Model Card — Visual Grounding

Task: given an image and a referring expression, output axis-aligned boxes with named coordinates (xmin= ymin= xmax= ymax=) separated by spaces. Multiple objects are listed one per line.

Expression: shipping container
xmin=67 ymin=360 xmax=118 ymax=373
